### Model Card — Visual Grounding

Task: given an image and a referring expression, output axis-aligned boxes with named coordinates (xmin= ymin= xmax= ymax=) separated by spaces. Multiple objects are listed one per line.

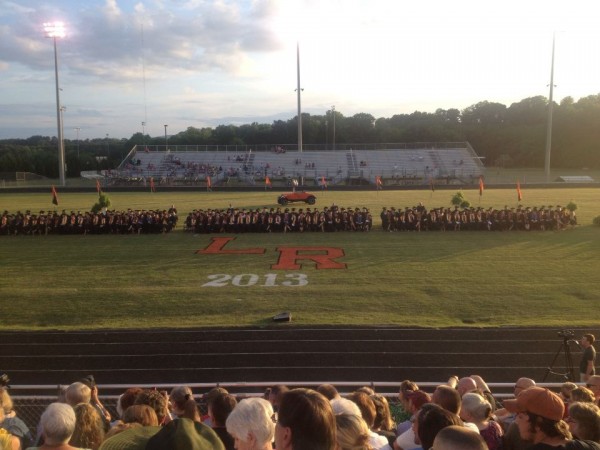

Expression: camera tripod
xmin=543 ymin=334 xmax=579 ymax=382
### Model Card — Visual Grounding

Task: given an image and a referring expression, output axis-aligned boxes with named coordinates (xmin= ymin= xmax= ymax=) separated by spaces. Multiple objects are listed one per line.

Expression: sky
xmin=1 ymin=0 xmax=599 ymax=140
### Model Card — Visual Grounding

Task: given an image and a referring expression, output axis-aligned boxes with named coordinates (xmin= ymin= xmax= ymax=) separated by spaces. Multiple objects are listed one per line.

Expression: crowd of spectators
xmin=0 ymin=208 xmax=178 ymax=236
xmin=3 ymin=371 xmax=600 ymax=450
xmin=381 ymin=204 xmax=577 ymax=232
xmin=184 ymin=205 xmax=374 ymax=233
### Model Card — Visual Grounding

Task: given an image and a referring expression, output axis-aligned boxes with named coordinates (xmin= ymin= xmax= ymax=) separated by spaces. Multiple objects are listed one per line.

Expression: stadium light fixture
xmin=44 ymin=21 xmax=67 ymax=186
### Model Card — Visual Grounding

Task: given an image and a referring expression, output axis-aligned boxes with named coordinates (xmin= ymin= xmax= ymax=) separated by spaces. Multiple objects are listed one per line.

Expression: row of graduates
xmin=0 ymin=207 xmax=179 ymax=236
xmin=381 ymin=204 xmax=577 ymax=232
xmin=184 ymin=205 xmax=374 ymax=233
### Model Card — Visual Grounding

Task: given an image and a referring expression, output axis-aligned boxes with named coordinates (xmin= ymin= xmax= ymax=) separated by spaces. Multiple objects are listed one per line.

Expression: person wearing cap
xmin=504 ymin=386 xmax=600 ymax=449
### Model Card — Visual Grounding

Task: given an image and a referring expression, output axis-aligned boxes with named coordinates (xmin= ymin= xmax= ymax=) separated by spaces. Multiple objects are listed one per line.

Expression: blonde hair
xmin=335 ymin=413 xmax=373 ymax=450
xmin=70 ymin=403 xmax=105 ymax=450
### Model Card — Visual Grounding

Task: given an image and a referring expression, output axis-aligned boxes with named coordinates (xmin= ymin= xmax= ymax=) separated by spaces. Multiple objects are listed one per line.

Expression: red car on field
xmin=277 ymin=191 xmax=317 ymax=205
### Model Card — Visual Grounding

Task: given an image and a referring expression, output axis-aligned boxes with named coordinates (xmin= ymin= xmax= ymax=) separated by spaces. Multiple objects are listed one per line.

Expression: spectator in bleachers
xmin=208 ymin=393 xmax=237 ymax=450
xmin=432 ymin=385 xmax=462 ymax=416
xmin=459 ymin=393 xmax=503 ymax=450
xmin=98 ymin=406 xmax=161 ymax=450
xmin=225 ymin=398 xmax=275 ymax=450
xmin=275 ymin=388 xmax=336 ymax=450
xmin=113 ymin=388 xmax=144 ymax=426
xmin=433 ymin=425 xmax=489 ymax=450
xmin=567 ymin=402 xmax=600 ymax=443
xmin=267 ymin=385 xmax=289 ymax=414
xmin=70 ymin=403 xmax=104 ymax=450
xmin=169 ymin=386 xmax=194 ymax=419
xmin=572 ymin=388 xmax=597 ymax=404
xmin=335 ymin=413 xmax=373 ymax=450
xmin=0 ymin=391 xmax=20 ymax=450
xmin=502 ymin=387 xmax=600 ymax=449
xmin=394 ymin=390 xmax=430 ymax=450
xmin=371 ymin=394 xmax=396 ymax=447
xmin=1 ymin=388 xmax=32 ymax=449
xmin=317 ymin=384 xmax=341 ymax=401
xmin=104 ymin=405 xmax=159 ymax=440
xmin=415 ymin=403 xmax=463 ymax=450
xmin=133 ymin=390 xmax=170 ymax=427
xmin=202 ymin=388 xmax=229 ymax=426
xmin=347 ymin=391 xmax=391 ymax=450
xmin=32 ymin=402 xmax=79 ymax=450
xmin=396 ymin=381 xmax=419 ymax=436
xmin=560 ymin=382 xmax=579 ymax=404
xmin=587 ymin=376 xmax=600 ymax=406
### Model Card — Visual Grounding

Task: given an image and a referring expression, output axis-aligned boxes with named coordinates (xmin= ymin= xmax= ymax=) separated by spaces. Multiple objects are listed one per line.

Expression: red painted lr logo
xmin=197 ymin=237 xmax=347 ymax=270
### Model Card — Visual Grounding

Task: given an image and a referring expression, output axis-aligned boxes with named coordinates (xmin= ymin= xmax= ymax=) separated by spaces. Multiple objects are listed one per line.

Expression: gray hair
xmin=40 ymin=402 xmax=76 ymax=445
xmin=461 ymin=393 xmax=491 ymax=421
xmin=65 ymin=382 xmax=91 ymax=406
xmin=226 ymin=397 xmax=275 ymax=447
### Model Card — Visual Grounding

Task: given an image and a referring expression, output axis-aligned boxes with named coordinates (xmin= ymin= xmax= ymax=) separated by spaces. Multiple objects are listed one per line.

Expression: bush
xmin=460 ymin=200 xmax=471 ymax=208
xmin=566 ymin=201 xmax=577 ymax=212
xmin=91 ymin=193 xmax=112 ymax=213
xmin=593 ymin=215 xmax=600 ymax=227
xmin=451 ymin=191 xmax=466 ymax=206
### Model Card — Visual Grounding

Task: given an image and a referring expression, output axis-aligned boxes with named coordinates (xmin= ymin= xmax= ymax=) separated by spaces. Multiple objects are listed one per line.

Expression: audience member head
xmin=347 ymin=391 xmax=376 ymax=428
xmin=268 ymin=385 xmax=289 ymax=410
xmin=317 ymin=384 xmax=340 ymax=401
xmin=504 ymin=387 xmax=570 ymax=443
xmin=170 ymin=385 xmax=194 ymax=417
xmin=117 ymin=387 xmax=144 ymax=418
xmin=335 ymin=413 xmax=372 ymax=450
xmin=122 ymin=404 xmax=159 ymax=426
xmin=406 ymin=390 xmax=431 ymax=414
xmin=513 ymin=378 xmax=536 ymax=397
xmin=433 ymin=425 xmax=488 ymax=450
xmin=432 ymin=385 xmax=462 ymax=415
xmin=456 ymin=377 xmax=478 ymax=396
xmin=275 ymin=388 xmax=336 ymax=450
xmin=586 ymin=376 xmax=600 ymax=399
xmin=560 ymin=382 xmax=578 ymax=402
xmin=582 ymin=334 xmax=596 ymax=347
xmin=40 ymin=402 xmax=77 ymax=446
xmin=65 ymin=381 xmax=92 ymax=406
xmin=331 ymin=398 xmax=362 ymax=416
xmin=226 ymin=398 xmax=275 ymax=450
xmin=460 ymin=393 xmax=492 ymax=423
xmin=0 ymin=388 xmax=13 ymax=415
xmin=70 ymin=403 xmax=105 ymax=450
xmin=356 ymin=386 xmax=375 ymax=396
xmin=568 ymin=402 xmax=600 ymax=442
xmin=571 ymin=387 xmax=596 ymax=403
xmin=370 ymin=394 xmax=395 ymax=432
xmin=416 ymin=403 xmax=463 ymax=450
xmin=398 ymin=380 xmax=418 ymax=410
xmin=134 ymin=389 xmax=169 ymax=425
xmin=209 ymin=392 xmax=238 ymax=427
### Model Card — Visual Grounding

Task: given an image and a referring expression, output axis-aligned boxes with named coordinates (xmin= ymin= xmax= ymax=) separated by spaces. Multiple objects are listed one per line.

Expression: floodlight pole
xmin=74 ymin=127 xmax=80 ymax=159
xmin=332 ymin=105 xmax=336 ymax=151
xmin=544 ymin=33 xmax=556 ymax=183
xmin=296 ymin=42 xmax=303 ymax=153
xmin=164 ymin=124 xmax=168 ymax=149
xmin=45 ymin=23 xmax=66 ymax=186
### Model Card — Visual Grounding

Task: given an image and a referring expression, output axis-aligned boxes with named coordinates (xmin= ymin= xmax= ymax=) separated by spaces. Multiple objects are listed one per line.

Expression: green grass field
xmin=1 ymin=188 xmax=599 ymax=330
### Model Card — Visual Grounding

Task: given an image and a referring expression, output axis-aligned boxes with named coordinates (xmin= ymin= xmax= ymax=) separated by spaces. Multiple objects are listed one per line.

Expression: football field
xmin=1 ymin=188 xmax=599 ymax=330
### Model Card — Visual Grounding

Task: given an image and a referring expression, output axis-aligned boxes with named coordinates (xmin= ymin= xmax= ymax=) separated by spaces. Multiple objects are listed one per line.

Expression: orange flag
xmin=517 ymin=181 xmax=523 ymax=202
xmin=96 ymin=179 xmax=102 ymax=196
xmin=51 ymin=185 xmax=59 ymax=206
xmin=321 ymin=176 xmax=327 ymax=189
xmin=375 ymin=176 xmax=382 ymax=189
xmin=150 ymin=177 xmax=156 ymax=193
xmin=265 ymin=176 xmax=272 ymax=188
xmin=206 ymin=176 xmax=212 ymax=190
xmin=479 ymin=176 xmax=484 ymax=196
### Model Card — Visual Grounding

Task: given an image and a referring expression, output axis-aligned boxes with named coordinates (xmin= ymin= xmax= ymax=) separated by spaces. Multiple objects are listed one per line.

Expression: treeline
xmin=1 ymin=94 xmax=599 ymax=178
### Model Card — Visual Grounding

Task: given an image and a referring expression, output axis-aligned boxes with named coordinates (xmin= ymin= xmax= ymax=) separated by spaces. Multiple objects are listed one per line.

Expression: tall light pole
xmin=141 ymin=121 xmax=146 ymax=149
xmin=544 ymin=33 xmax=556 ymax=183
xmin=44 ymin=22 xmax=66 ymax=186
xmin=74 ymin=127 xmax=80 ymax=159
xmin=164 ymin=124 xmax=168 ymax=149
xmin=106 ymin=133 xmax=109 ymax=160
xmin=296 ymin=42 xmax=303 ymax=153
xmin=331 ymin=105 xmax=336 ymax=151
